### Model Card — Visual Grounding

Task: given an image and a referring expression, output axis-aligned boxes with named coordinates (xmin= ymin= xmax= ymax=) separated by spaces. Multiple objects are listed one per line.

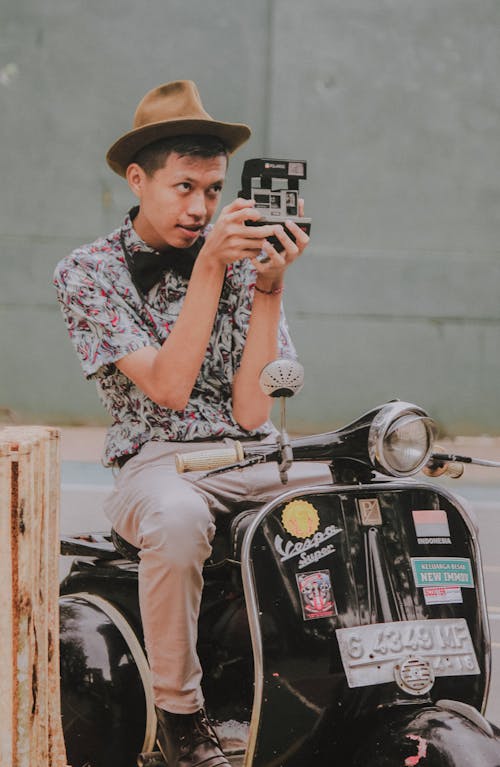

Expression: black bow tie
xmin=127 ymin=238 xmax=205 ymax=295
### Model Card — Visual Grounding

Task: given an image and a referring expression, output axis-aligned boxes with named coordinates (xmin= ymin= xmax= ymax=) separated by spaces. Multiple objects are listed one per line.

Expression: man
xmin=54 ymin=80 xmax=329 ymax=767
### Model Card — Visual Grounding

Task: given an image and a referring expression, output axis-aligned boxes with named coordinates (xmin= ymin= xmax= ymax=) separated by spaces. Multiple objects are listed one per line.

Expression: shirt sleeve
xmin=53 ymin=255 xmax=153 ymax=379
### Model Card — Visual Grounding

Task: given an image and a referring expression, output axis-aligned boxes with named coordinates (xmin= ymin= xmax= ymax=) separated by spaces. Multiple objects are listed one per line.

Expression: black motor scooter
xmin=60 ymin=359 xmax=500 ymax=767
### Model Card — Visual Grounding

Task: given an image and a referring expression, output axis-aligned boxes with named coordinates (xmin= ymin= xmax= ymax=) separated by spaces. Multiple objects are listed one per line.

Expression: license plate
xmin=336 ymin=618 xmax=480 ymax=689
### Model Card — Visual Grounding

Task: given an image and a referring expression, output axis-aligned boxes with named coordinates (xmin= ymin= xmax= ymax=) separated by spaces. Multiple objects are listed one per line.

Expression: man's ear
xmin=126 ymin=163 xmax=145 ymax=197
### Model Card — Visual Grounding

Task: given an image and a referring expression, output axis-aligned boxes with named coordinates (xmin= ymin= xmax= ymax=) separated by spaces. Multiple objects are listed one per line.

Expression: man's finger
xmin=285 ymin=219 xmax=309 ymax=248
xmin=224 ymin=197 xmax=255 ymax=213
xmin=227 ymin=205 xmax=267 ymax=225
xmin=233 ymin=219 xmax=282 ymax=241
xmin=252 ymin=242 xmax=286 ymax=271
xmin=271 ymin=225 xmax=300 ymax=257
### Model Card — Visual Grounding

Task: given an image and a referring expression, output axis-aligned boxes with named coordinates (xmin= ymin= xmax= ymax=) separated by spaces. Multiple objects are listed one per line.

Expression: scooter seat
xmin=111 ymin=527 xmax=234 ymax=568
xmin=111 ymin=509 xmax=259 ymax=568
xmin=111 ymin=528 xmax=141 ymax=562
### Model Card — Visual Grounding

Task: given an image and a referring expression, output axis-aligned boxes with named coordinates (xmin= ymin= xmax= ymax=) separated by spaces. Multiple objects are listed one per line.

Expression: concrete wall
xmin=1 ymin=0 xmax=499 ymax=434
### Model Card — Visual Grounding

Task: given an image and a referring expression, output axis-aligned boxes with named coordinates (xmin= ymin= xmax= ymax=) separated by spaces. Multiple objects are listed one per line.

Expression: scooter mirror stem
xmin=280 ymin=396 xmax=287 ymax=434
xmin=278 ymin=397 xmax=293 ymax=484
xmin=259 ymin=359 xmax=304 ymax=484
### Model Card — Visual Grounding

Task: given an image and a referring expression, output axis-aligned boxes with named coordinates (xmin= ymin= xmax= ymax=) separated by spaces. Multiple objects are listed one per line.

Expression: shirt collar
xmin=119 ymin=206 xmax=212 ymax=293
xmin=120 ymin=206 xmax=155 ymax=257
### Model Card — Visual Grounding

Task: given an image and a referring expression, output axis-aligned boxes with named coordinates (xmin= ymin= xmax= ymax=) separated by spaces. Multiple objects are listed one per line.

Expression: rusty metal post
xmin=0 ymin=426 xmax=68 ymax=767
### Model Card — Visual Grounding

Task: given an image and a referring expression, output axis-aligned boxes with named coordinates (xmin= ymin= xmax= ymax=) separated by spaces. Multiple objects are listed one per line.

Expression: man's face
xmin=128 ymin=151 xmax=227 ymax=249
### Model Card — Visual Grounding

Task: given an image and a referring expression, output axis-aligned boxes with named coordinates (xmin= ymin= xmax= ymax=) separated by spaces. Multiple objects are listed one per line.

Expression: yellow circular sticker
xmin=281 ymin=500 xmax=320 ymax=539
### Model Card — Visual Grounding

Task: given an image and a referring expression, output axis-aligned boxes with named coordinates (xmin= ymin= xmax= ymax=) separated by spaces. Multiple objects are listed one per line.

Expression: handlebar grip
xmin=175 ymin=441 xmax=245 ymax=473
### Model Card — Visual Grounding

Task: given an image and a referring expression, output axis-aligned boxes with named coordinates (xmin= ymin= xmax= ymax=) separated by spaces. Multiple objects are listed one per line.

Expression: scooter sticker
xmin=274 ymin=524 xmax=343 ymax=570
xmin=412 ymin=509 xmax=451 ymax=544
xmin=411 ymin=557 xmax=474 ymax=588
xmin=423 ymin=586 xmax=463 ymax=605
xmin=357 ymin=498 xmax=382 ymax=525
xmin=281 ymin=500 xmax=320 ymax=538
xmin=296 ymin=570 xmax=337 ymax=620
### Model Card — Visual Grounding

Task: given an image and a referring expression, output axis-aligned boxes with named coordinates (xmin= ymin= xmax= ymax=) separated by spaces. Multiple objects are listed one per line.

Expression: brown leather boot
xmin=155 ymin=707 xmax=230 ymax=767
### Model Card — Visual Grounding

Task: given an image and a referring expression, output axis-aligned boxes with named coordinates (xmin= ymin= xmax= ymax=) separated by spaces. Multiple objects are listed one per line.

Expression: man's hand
xmin=231 ymin=199 xmax=309 ymax=429
xmin=250 ymin=198 xmax=309 ymax=288
xmin=199 ymin=198 xmax=284 ymax=266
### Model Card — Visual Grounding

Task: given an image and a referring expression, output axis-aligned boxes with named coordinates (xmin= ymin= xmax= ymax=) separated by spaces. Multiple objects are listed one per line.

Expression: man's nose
xmin=187 ymin=192 xmax=207 ymax=219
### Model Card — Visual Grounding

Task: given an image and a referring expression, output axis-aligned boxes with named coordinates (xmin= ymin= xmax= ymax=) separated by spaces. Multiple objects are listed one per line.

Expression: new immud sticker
xmin=411 ymin=557 xmax=474 ymax=588
xmin=296 ymin=570 xmax=336 ymax=620
xmin=274 ymin=524 xmax=343 ymax=570
xmin=281 ymin=500 xmax=320 ymax=538
xmin=412 ymin=509 xmax=451 ymax=544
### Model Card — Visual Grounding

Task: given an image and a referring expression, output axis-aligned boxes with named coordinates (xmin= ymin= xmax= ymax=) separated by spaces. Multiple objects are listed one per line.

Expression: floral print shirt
xmin=53 ymin=211 xmax=296 ymax=466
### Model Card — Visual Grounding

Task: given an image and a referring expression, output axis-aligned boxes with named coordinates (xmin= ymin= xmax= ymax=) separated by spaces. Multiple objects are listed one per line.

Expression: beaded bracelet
xmin=254 ymin=284 xmax=284 ymax=296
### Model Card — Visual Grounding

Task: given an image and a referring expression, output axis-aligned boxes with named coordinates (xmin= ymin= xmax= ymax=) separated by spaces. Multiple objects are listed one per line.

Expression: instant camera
xmin=239 ymin=158 xmax=311 ymax=252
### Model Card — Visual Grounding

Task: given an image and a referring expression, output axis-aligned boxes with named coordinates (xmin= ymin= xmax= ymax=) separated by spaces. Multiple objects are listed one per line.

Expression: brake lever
xmin=198 ymin=454 xmax=265 ymax=480
xmin=431 ymin=452 xmax=500 ymax=468
xmin=424 ymin=448 xmax=500 ymax=480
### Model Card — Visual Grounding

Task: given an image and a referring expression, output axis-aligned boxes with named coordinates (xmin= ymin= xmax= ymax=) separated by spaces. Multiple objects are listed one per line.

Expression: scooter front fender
xmin=351 ymin=703 xmax=500 ymax=766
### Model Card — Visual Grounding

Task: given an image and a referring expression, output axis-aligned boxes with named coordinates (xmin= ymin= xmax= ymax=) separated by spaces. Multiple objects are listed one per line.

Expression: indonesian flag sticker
xmin=412 ymin=509 xmax=451 ymax=545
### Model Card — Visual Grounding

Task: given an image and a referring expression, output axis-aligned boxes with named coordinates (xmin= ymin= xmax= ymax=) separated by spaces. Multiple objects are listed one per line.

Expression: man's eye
xmin=209 ymin=185 xmax=223 ymax=196
xmin=177 ymin=182 xmax=191 ymax=192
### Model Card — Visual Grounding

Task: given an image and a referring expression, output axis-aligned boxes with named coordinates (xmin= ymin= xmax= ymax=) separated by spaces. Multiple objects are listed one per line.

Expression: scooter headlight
xmin=368 ymin=403 xmax=436 ymax=477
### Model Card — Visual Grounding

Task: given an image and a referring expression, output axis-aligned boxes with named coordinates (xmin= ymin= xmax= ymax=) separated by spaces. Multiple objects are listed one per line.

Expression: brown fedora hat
xmin=106 ymin=80 xmax=251 ymax=177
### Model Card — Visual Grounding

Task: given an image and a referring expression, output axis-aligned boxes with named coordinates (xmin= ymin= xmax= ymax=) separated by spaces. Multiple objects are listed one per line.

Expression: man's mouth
xmin=177 ymin=224 xmax=203 ymax=234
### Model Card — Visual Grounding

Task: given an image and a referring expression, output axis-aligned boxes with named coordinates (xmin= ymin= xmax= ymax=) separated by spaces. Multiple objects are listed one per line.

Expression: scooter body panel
xmin=241 ymin=481 xmax=492 ymax=765
xmin=59 ymin=479 xmax=498 ymax=766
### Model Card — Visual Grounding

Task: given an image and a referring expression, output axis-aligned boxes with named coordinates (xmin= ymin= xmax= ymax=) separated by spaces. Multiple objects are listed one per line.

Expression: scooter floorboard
xmin=138 ymin=751 xmax=245 ymax=767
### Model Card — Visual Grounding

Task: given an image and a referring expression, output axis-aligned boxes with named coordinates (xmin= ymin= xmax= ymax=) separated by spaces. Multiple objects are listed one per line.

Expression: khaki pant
xmin=104 ymin=439 xmax=331 ymax=714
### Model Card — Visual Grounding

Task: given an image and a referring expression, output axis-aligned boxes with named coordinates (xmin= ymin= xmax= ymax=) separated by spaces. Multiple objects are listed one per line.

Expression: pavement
xmin=58 ymin=426 xmax=112 ymax=535
xmin=60 ymin=426 xmax=108 ymax=463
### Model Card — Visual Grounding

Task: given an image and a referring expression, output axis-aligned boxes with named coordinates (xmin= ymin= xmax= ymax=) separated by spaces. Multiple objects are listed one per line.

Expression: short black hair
xmin=132 ymin=135 xmax=229 ymax=176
